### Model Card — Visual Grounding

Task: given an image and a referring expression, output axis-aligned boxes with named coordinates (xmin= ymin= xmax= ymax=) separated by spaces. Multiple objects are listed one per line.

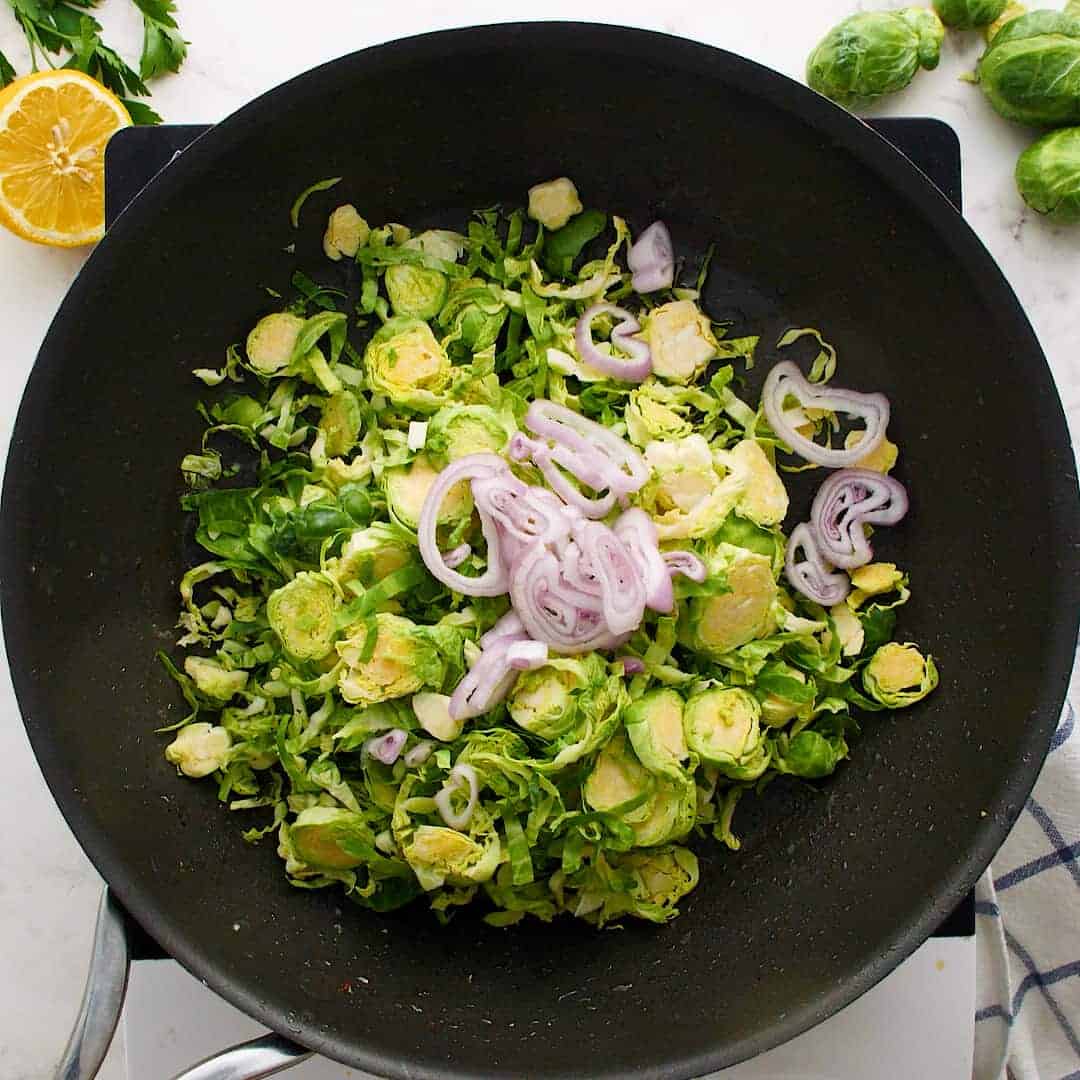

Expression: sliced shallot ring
xmin=614 ymin=508 xmax=674 ymax=614
xmin=628 ymin=221 xmax=675 ymax=294
xmin=763 ymin=360 xmax=890 ymax=469
xmin=435 ymin=763 xmax=479 ymax=831
xmin=574 ymin=303 xmax=652 ymax=382
xmin=785 ymin=522 xmax=850 ymax=606
xmin=809 ymin=468 xmax=909 ymax=569
xmin=417 ymin=453 xmax=509 ymax=597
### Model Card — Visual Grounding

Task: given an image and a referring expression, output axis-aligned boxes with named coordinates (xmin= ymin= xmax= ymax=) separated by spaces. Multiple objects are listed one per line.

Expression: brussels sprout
xmin=506 ymin=654 xmax=622 ymax=770
xmin=760 ymin=668 xmax=809 ymax=726
xmin=267 ymin=572 xmax=339 ymax=661
xmin=183 ymin=656 xmax=248 ymax=701
xmin=318 ymin=389 xmax=363 ymax=458
xmin=337 ymin=613 xmax=459 ymax=706
xmin=1016 ymin=127 xmax=1080 ymax=223
xmin=331 ymin=523 xmax=414 ymax=588
xmin=289 ymin=806 xmax=375 ymax=869
xmin=363 ymin=317 xmax=452 ymax=413
xmin=847 ymin=562 xmax=905 ymax=608
xmin=412 ymin=691 xmax=462 ymax=742
xmin=629 ymin=772 xmax=697 ymax=847
xmin=563 ymin=845 xmax=699 ymax=926
xmin=844 ymin=429 xmax=899 ymax=473
xmin=678 ymin=545 xmax=778 ymax=658
xmin=527 ymin=177 xmax=583 ymax=230
xmin=774 ymin=729 xmax=846 ymax=779
xmin=246 ymin=312 xmax=305 ymax=375
xmin=401 ymin=821 xmax=500 ymax=888
xmin=720 ymin=439 xmax=789 ymax=526
xmin=863 ymin=642 xmax=939 ymax=706
xmin=933 ymin=0 xmax=1006 ymax=29
xmin=583 ymin=733 xmax=655 ymax=816
xmin=383 ymin=454 xmax=472 ymax=532
xmin=386 ymin=264 xmax=450 ymax=320
xmin=409 ymin=229 xmax=466 ymax=263
xmin=323 ymin=205 xmax=369 ymax=261
xmin=165 ymin=722 xmax=232 ymax=778
xmin=508 ymin=663 xmax=582 ymax=741
xmin=437 ymin=277 xmax=509 ymax=351
xmin=683 ymin=687 xmax=764 ymax=774
xmin=978 ymin=11 xmax=1080 ymax=126
xmin=624 ymin=688 xmax=689 ymax=777
xmin=644 ymin=301 xmax=719 ymax=383
xmin=625 ymin=381 xmax=697 ymax=446
xmin=986 ymin=1 xmax=1026 ymax=42
xmin=425 ymin=404 xmax=516 ymax=463
xmin=640 ymin=435 xmax=741 ymax=541
xmin=806 ymin=9 xmax=944 ymax=107
xmin=829 ymin=601 xmax=865 ymax=658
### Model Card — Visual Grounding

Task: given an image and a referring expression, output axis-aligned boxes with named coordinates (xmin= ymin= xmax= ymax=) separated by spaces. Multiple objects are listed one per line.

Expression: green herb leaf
xmin=130 ymin=0 xmax=186 ymax=79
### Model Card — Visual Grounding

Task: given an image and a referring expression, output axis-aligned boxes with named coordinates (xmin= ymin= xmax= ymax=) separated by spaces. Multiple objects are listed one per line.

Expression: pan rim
xmin=3 ymin=21 xmax=1078 ymax=1080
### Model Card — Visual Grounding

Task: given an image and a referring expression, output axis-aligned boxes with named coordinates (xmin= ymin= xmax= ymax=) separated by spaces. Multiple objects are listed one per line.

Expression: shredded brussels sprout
xmin=160 ymin=182 xmax=937 ymax=927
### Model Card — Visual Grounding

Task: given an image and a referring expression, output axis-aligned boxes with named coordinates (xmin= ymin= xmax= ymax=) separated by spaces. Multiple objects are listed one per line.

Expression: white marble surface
xmin=0 ymin=2 xmax=1076 ymax=1078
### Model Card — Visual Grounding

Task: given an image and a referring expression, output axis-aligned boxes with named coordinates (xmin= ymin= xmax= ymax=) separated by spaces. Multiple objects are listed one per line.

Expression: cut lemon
xmin=0 ymin=70 xmax=131 ymax=247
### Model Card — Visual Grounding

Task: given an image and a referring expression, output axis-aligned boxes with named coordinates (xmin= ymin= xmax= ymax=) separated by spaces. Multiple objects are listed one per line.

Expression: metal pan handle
xmin=56 ymin=887 xmax=312 ymax=1080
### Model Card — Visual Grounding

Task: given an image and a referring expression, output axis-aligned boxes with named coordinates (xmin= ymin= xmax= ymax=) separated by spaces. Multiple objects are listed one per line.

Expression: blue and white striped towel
xmin=974 ymin=666 xmax=1080 ymax=1080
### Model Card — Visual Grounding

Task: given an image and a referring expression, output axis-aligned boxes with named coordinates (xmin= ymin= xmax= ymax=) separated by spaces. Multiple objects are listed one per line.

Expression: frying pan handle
xmin=57 ymin=887 xmax=312 ymax=1080
xmin=56 ymin=889 xmax=130 ymax=1080
xmin=168 ymin=1034 xmax=313 ymax=1079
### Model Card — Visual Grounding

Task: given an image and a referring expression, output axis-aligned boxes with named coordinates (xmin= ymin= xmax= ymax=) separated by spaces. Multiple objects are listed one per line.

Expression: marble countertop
xmin=1 ymin=2 xmax=1077 ymax=1077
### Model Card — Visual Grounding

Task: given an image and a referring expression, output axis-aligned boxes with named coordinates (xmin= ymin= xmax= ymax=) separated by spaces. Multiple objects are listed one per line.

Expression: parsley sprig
xmin=0 ymin=0 xmax=187 ymax=124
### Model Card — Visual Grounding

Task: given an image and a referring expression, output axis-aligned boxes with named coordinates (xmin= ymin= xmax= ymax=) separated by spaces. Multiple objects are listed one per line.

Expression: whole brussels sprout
xmin=1016 ymin=126 xmax=1080 ymax=222
xmin=363 ymin=317 xmax=452 ymax=413
xmin=977 ymin=11 xmax=1080 ymax=126
xmin=266 ymin=572 xmax=339 ymax=661
xmin=986 ymin=2 xmax=1027 ymax=44
xmin=862 ymin=642 xmax=939 ymax=707
xmin=773 ymin=729 xmax=847 ymax=779
xmin=806 ymin=9 xmax=945 ymax=107
xmin=934 ymin=0 xmax=1006 ymax=29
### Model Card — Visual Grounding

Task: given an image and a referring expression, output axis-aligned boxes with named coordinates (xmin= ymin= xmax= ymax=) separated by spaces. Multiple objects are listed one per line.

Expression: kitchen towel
xmin=974 ymin=663 xmax=1080 ymax=1080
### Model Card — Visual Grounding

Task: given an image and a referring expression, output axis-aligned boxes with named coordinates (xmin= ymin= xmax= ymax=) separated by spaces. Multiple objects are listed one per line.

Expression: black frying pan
xmin=3 ymin=23 xmax=1078 ymax=1080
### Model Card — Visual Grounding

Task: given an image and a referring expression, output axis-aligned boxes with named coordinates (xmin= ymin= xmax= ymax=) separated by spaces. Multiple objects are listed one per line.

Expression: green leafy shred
xmin=159 ymin=184 xmax=937 ymax=928
xmin=290 ymin=177 xmax=342 ymax=229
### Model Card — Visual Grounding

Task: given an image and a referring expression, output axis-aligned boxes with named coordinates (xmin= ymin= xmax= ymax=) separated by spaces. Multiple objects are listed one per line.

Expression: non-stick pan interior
xmin=3 ymin=24 xmax=1077 ymax=1080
